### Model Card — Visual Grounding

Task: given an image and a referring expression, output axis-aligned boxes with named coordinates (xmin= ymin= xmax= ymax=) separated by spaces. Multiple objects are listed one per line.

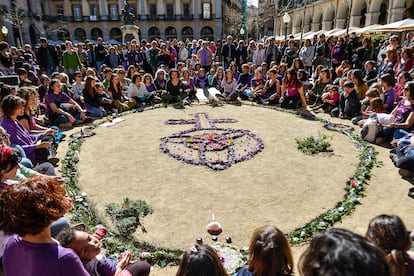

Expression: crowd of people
xmin=0 ymin=31 xmax=413 ymax=275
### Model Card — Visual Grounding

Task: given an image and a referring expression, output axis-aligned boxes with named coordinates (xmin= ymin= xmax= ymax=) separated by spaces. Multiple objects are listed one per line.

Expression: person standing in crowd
xmin=178 ymin=41 xmax=189 ymax=63
xmin=265 ymin=38 xmax=280 ymax=66
xmin=62 ymin=41 xmax=82 ymax=81
xmin=94 ymin=37 xmax=107 ymax=73
xmin=235 ymin=40 xmax=248 ymax=71
xmin=313 ymin=34 xmax=330 ymax=69
xmin=37 ymin=38 xmax=59 ymax=76
xmin=148 ymin=41 xmax=160 ymax=73
xmin=299 ymin=39 xmax=315 ymax=74
xmin=222 ymin=35 xmax=236 ymax=70
xmin=188 ymin=39 xmax=199 ymax=58
xmin=197 ymin=41 xmax=213 ymax=72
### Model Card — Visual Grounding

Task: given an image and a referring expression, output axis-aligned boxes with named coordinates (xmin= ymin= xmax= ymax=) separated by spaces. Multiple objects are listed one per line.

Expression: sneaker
xmin=399 ymin=169 xmax=414 ymax=178
xmin=375 ymin=137 xmax=385 ymax=145
xmin=47 ymin=157 xmax=60 ymax=167
xmin=137 ymin=106 xmax=145 ymax=112
xmin=233 ymin=100 xmax=242 ymax=106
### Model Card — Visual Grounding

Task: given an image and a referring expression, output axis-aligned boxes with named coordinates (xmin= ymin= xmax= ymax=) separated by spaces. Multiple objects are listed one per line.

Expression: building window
xmin=269 ymin=0 xmax=275 ymax=3
xmin=109 ymin=4 xmax=119 ymax=20
xmin=149 ymin=4 xmax=157 ymax=20
xmin=72 ymin=5 xmax=82 ymax=21
xmin=56 ymin=4 xmax=64 ymax=19
xmin=90 ymin=4 xmax=99 ymax=20
xmin=183 ymin=3 xmax=191 ymax=18
xmin=74 ymin=28 xmax=86 ymax=41
xmin=166 ymin=3 xmax=174 ymax=19
xmin=148 ymin=26 xmax=160 ymax=40
xmin=91 ymin=27 xmax=103 ymax=40
xmin=202 ymin=3 xmax=211 ymax=20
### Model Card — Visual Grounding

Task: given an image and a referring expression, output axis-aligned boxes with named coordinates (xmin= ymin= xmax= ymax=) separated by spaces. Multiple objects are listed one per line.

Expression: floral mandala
xmin=160 ymin=113 xmax=264 ymax=170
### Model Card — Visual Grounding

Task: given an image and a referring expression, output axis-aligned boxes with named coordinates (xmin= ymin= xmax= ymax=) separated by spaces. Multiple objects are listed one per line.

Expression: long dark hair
xmin=247 ymin=225 xmax=293 ymax=276
xmin=366 ymin=214 xmax=412 ymax=276
xmin=176 ymin=244 xmax=227 ymax=276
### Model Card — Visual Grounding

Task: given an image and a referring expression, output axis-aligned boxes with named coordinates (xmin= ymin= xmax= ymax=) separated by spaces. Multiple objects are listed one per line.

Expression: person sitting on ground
xmin=0 ymin=175 xmax=88 ymax=275
xmin=363 ymin=60 xmax=378 ymax=86
xmin=107 ymin=73 xmax=136 ymax=112
xmin=57 ymin=226 xmax=150 ymax=276
xmin=128 ymin=73 xmax=156 ymax=109
xmin=376 ymin=80 xmax=414 ymax=144
xmin=211 ymin=66 xmax=225 ymax=93
xmin=83 ymin=76 xmax=107 ymax=118
xmin=181 ymin=68 xmax=196 ymax=102
xmin=352 ymin=69 xmax=369 ymax=101
xmin=46 ymin=79 xmax=86 ymax=129
xmin=176 ymin=244 xmax=228 ymax=276
xmin=95 ymin=82 xmax=113 ymax=112
xmin=311 ymin=85 xmax=340 ymax=113
xmin=331 ymin=80 xmax=359 ymax=118
xmin=195 ymin=68 xmax=209 ymax=89
xmin=299 ymin=228 xmax=389 ymax=276
xmin=237 ymin=64 xmax=252 ymax=100
xmin=220 ymin=69 xmax=239 ymax=103
xmin=1 ymin=95 xmax=58 ymax=166
xmin=0 ymin=128 xmax=56 ymax=176
xmin=250 ymin=68 xmax=266 ymax=102
xmin=395 ymin=71 xmax=412 ymax=100
xmin=236 ymin=225 xmax=293 ymax=276
xmin=308 ymin=68 xmax=331 ymax=106
xmin=165 ymin=69 xmax=186 ymax=108
xmin=72 ymin=71 xmax=85 ymax=107
xmin=380 ymin=73 xmax=397 ymax=113
xmin=351 ymin=87 xmax=382 ymax=125
xmin=257 ymin=68 xmax=280 ymax=105
xmin=280 ymin=68 xmax=307 ymax=109
xmin=394 ymin=134 xmax=414 ymax=177
xmin=366 ymin=214 xmax=413 ymax=276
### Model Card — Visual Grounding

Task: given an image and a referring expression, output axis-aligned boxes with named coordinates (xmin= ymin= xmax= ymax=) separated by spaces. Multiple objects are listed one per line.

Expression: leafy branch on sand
xmin=295 ymin=134 xmax=333 ymax=155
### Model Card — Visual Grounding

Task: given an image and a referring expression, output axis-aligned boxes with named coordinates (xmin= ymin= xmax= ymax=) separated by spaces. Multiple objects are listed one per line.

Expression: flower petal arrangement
xmin=160 ymin=113 xmax=264 ymax=170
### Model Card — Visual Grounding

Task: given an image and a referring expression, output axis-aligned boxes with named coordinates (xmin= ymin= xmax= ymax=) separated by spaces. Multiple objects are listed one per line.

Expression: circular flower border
xmin=61 ymin=104 xmax=381 ymax=267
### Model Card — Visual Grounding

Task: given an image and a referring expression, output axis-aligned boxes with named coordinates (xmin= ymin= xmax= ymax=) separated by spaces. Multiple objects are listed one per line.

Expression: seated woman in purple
xmin=0 ymin=175 xmax=89 ymax=275
xmin=0 ymin=95 xmax=56 ymax=166
xmin=377 ymin=80 xmax=414 ymax=143
xmin=46 ymin=79 xmax=86 ymax=129
xmin=181 ymin=68 xmax=196 ymax=101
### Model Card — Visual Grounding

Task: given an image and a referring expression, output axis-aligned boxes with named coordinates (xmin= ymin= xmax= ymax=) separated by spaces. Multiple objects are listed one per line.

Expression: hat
xmin=39 ymin=37 xmax=47 ymax=43
xmin=343 ymin=80 xmax=354 ymax=88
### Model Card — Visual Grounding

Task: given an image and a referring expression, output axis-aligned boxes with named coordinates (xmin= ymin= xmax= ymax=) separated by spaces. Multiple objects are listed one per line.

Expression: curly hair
xmin=0 ymin=175 xmax=71 ymax=236
xmin=1 ymin=95 xmax=25 ymax=117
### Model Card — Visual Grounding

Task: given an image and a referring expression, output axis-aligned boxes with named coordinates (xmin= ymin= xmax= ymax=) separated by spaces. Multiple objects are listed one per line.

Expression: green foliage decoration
xmin=296 ymin=134 xmax=333 ymax=155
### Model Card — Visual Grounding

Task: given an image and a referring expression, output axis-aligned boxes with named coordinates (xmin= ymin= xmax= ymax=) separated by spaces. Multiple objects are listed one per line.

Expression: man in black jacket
xmin=221 ymin=35 xmax=236 ymax=70
xmin=94 ymin=37 xmax=107 ymax=72
xmin=37 ymin=38 xmax=59 ymax=76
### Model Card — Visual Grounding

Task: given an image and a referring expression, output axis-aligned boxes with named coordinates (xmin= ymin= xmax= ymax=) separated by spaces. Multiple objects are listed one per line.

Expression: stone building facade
xmin=0 ymin=0 xmax=245 ymax=46
xmin=271 ymin=0 xmax=413 ymax=37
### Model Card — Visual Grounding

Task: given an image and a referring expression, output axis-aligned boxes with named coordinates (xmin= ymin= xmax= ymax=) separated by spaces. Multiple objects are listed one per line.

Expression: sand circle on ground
xmin=78 ymin=105 xmax=358 ymax=250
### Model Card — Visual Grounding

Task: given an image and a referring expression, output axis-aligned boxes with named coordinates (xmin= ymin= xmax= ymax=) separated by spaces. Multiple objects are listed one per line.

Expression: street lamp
xmin=240 ymin=27 xmax=245 ymax=41
xmin=1 ymin=26 xmax=8 ymax=36
xmin=283 ymin=12 xmax=291 ymax=40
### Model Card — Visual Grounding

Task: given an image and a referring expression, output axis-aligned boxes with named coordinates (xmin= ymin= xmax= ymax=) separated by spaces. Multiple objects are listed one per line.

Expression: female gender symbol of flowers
xmin=160 ymin=113 xmax=264 ymax=170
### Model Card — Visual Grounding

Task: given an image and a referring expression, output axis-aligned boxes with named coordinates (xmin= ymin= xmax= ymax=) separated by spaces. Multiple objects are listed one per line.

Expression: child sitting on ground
xmin=311 ymin=85 xmax=340 ymax=113
xmin=57 ymin=226 xmax=150 ymax=276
